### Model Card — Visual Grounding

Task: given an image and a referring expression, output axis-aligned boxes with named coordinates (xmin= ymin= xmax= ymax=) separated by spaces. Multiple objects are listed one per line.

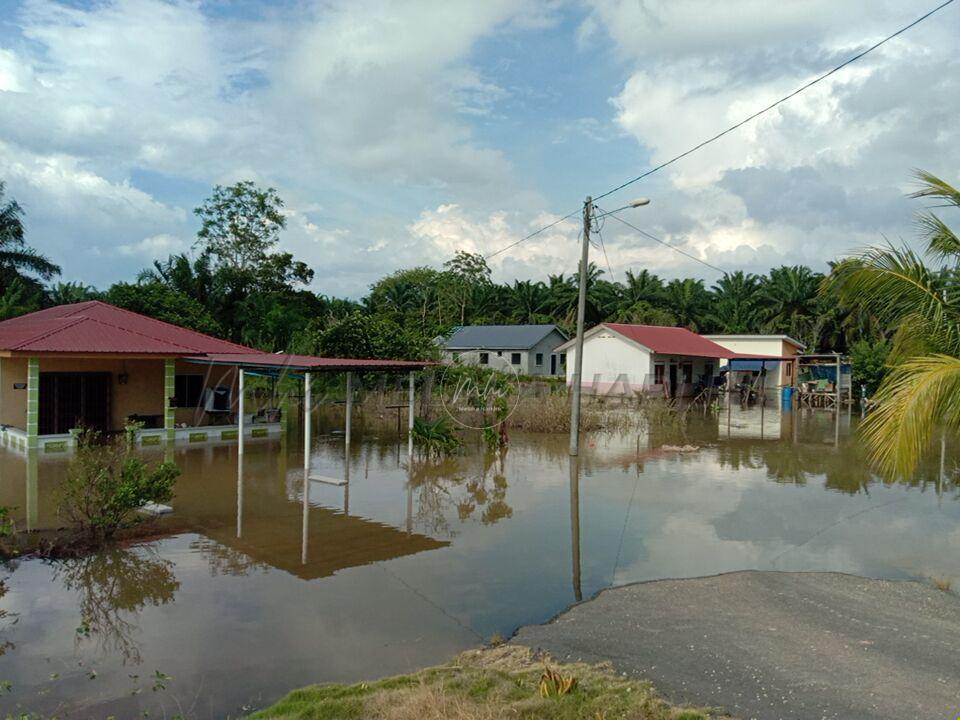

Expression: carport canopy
xmin=186 ymin=352 xmax=434 ymax=375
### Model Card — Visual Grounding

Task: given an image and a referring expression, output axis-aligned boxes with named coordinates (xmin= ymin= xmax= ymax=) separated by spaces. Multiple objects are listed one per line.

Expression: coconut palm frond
xmin=916 ymin=213 xmax=960 ymax=261
xmin=861 ymin=354 xmax=960 ymax=477
xmin=827 ymin=246 xmax=956 ymax=331
xmin=909 ymin=170 xmax=960 ymax=207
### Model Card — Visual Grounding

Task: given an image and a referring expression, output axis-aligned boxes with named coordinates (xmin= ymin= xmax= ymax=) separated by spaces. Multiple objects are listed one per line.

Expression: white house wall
xmin=564 ymin=331 xmax=722 ymax=397
xmin=706 ymin=337 xmax=799 ymax=388
xmin=442 ymin=329 xmax=567 ymax=376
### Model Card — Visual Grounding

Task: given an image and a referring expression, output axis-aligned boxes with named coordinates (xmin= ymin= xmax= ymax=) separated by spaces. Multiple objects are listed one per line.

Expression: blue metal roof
xmin=444 ymin=324 xmax=565 ymax=350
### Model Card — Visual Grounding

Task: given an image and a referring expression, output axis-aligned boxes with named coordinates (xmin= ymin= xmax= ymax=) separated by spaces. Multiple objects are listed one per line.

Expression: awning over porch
xmin=186 ymin=352 xmax=434 ymax=374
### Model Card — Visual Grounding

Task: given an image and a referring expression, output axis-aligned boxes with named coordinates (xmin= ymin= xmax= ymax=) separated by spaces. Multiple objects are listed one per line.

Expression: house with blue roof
xmin=442 ymin=324 xmax=568 ymax=376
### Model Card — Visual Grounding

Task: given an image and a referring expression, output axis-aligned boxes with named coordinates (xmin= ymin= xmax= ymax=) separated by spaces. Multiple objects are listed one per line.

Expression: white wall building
xmin=554 ymin=323 xmax=737 ymax=398
xmin=704 ymin=335 xmax=805 ymax=391
xmin=442 ymin=324 xmax=568 ymax=376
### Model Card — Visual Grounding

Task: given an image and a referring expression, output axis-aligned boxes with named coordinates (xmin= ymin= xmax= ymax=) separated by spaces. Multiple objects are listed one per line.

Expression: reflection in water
xmin=411 ymin=452 xmax=514 ymax=535
xmin=1 ymin=408 xmax=960 ymax=719
xmin=569 ymin=457 xmax=581 ymax=603
xmin=53 ymin=546 xmax=179 ymax=664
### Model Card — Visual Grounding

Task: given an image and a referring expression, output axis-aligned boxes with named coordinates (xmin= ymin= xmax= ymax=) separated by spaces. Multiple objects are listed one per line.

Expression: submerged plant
xmin=60 ymin=428 xmax=179 ymax=543
xmin=412 ymin=416 xmax=462 ymax=459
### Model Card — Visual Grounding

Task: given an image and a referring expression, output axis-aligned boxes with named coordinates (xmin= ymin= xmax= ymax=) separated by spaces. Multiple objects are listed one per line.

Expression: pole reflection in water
xmin=343 ymin=447 xmax=350 ymax=516
xmin=569 ymin=456 xmax=582 ymax=603
xmin=405 ymin=459 xmax=413 ymax=535
xmin=301 ymin=464 xmax=310 ymax=566
xmin=236 ymin=453 xmax=244 ymax=539
xmin=26 ymin=449 xmax=38 ymax=532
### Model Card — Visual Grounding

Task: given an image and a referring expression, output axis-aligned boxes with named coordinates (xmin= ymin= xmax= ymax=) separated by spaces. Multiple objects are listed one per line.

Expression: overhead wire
xmin=590 ymin=0 xmax=956 ymax=205
xmin=482 ymin=209 xmax=580 ymax=260
xmin=597 ymin=204 xmax=729 ymax=275
xmin=479 ymin=0 xmax=955 ymax=264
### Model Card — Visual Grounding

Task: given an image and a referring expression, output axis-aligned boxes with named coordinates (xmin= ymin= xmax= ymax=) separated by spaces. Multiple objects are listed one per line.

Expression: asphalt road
xmin=512 ymin=571 xmax=960 ymax=720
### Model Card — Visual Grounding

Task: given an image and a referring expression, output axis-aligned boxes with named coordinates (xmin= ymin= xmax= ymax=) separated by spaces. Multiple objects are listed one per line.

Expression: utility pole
xmin=569 ymin=196 xmax=592 ymax=456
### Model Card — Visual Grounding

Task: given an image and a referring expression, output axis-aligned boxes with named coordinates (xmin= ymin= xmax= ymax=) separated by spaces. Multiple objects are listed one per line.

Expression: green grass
xmin=249 ymin=645 xmax=727 ymax=720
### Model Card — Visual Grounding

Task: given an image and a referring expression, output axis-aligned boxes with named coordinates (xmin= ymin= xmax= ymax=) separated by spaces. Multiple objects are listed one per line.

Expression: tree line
xmin=3 ymin=170 xmax=959 ymax=477
xmin=0 ymin=176 xmax=933 ymax=392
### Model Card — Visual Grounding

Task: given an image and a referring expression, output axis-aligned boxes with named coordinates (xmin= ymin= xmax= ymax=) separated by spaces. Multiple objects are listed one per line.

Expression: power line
xmin=596 ymin=227 xmax=616 ymax=282
xmin=481 ymin=0 xmax=954 ymax=264
xmin=483 ymin=209 xmax=580 ymax=260
xmin=600 ymin=206 xmax=728 ymax=275
xmin=591 ymin=0 xmax=956 ymax=204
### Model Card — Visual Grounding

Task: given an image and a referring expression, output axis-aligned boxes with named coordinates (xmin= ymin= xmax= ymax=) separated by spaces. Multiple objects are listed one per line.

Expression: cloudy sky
xmin=1 ymin=0 xmax=957 ymax=298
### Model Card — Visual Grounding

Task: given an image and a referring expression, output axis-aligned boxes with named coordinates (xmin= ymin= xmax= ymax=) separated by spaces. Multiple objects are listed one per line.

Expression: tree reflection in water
xmin=0 ymin=569 xmax=16 ymax=657
xmin=52 ymin=545 xmax=179 ymax=664
xmin=412 ymin=451 xmax=513 ymax=536
xmin=189 ymin=538 xmax=270 ymax=577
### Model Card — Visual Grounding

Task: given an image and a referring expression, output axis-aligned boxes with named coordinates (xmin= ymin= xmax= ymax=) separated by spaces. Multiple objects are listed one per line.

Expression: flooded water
xmin=1 ymin=405 xmax=959 ymax=718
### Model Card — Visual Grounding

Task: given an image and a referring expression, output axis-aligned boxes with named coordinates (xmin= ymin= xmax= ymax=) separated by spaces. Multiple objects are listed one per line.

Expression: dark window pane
xmin=173 ymin=375 xmax=204 ymax=408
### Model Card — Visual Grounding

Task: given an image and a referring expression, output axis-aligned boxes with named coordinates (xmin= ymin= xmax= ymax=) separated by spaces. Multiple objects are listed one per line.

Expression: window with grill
xmin=511 ymin=353 xmax=521 ymax=365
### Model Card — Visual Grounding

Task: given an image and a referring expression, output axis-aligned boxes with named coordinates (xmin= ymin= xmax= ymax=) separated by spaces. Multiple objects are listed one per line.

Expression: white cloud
xmin=0 ymin=0 xmax=956 ymax=296
xmin=118 ymin=233 xmax=188 ymax=259
xmin=580 ymin=0 xmax=960 ymax=275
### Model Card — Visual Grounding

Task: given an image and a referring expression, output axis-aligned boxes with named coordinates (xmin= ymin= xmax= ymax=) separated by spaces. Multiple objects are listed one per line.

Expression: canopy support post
xmin=238 ymin=367 xmax=245 ymax=456
xmin=407 ymin=370 xmax=415 ymax=459
xmin=345 ymin=371 xmax=352 ymax=449
xmin=304 ymin=372 xmax=312 ymax=475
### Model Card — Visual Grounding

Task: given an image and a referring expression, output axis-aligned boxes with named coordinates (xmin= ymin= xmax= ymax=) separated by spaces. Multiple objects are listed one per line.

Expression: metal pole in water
xmin=236 ymin=453 xmax=243 ymax=539
xmin=569 ymin=457 xmax=582 ymax=602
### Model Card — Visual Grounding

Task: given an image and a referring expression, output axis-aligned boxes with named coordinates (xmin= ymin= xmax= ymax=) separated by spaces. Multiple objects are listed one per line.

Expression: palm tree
xmin=506 ymin=280 xmax=549 ymax=324
xmin=759 ymin=266 xmax=823 ymax=346
xmin=664 ymin=278 xmax=711 ymax=331
xmin=827 ymin=170 xmax=960 ymax=476
xmin=709 ymin=271 xmax=762 ymax=333
xmin=0 ymin=278 xmax=41 ymax=320
xmin=0 ymin=182 xmax=60 ymax=280
xmin=47 ymin=281 xmax=99 ymax=306
xmin=621 ymin=269 xmax=665 ymax=306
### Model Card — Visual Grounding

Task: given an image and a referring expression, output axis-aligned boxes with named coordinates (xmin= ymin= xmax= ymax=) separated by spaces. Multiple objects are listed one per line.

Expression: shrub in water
xmin=60 ymin=427 xmax=179 ymax=543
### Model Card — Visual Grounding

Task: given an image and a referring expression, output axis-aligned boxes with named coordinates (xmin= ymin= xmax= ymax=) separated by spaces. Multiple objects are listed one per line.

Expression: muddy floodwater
xmin=1 ymin=406 xmax=958 ymax=718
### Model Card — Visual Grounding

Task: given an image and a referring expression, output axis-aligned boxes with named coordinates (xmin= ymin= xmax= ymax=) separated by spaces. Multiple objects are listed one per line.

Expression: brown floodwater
xmin=0 ymin=405 xmax=958 ymax=718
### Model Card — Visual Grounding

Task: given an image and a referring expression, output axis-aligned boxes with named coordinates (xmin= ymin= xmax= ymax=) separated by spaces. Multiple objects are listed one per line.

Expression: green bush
xmin=849 ymin=338 xmax=890 ymax=397
xmin=412 ymin=417 xmax=462 ymax=458
xmin=60 ymin=428 xmax=179 ymax=543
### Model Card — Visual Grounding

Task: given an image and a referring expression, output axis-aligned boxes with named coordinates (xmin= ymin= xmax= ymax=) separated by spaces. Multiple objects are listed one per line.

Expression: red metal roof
xmin=0 ymin=301 xmax=253 ymax=355
xmin=603 ymin=323 xmax=738 ymax=358
xmin=0 ymin=301 xmax=434 ymax=370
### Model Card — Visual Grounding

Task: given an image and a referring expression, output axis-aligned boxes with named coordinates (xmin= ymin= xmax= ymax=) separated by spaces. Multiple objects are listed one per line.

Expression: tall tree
xmin=664 ymin=278 xmax=711 ymax=331
xmin=194 ymin=181 xmax=286 ymax=273
xmin=506 ymin=280 xmax=549 ymax=324
xmin=710 ymin=271 xmax=762 ymax=333
xmin=759 ymin=266 xmax=823 ymax=346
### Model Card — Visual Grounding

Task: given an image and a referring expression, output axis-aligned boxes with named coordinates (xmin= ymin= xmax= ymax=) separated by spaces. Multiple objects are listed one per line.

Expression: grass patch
xmin=248 ymin=645 xmax=727 ymax=720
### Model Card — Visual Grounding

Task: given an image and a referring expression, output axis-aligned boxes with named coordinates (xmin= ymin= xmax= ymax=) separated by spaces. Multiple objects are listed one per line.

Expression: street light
xmin=569 ymin=195 xmax=652 ymax=456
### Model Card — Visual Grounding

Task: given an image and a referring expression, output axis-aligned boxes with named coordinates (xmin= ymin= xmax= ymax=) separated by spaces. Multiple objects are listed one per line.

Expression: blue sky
xmin=1 ymin=0 xmax=958 ymax=298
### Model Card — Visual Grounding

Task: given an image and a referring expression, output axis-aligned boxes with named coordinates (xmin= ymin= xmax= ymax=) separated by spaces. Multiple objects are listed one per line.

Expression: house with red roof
xmin=0 ymin=301 xmax=430 ymax=453
xmin=554 ymin=323 xmax=777 ymax=398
